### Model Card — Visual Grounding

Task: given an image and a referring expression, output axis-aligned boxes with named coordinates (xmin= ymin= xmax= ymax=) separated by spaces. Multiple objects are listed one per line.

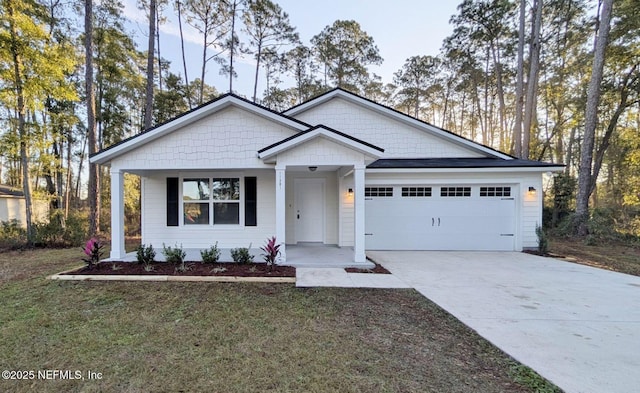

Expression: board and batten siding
xmin=291 ymin=97 xmax=484 ymax=159
xmin=141 ymin=170 xmax=276 ymax=249
xmin=110 ymin=106 xmax=298 ymax=171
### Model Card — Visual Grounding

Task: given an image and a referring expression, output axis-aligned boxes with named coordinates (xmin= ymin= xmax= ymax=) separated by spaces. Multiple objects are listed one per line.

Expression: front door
xmin=294 ymin=178 xmax=325 ymax=243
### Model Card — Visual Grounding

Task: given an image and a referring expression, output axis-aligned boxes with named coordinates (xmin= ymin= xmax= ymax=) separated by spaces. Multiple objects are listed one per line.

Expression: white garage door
xmin=365 ymin=185 xmax=516 ymax=251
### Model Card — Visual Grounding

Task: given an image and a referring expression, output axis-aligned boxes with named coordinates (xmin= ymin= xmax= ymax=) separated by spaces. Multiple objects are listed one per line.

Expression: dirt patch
xmin=63 ymin=262 xmax=296 ymax=277
xmin=345 ymin=263 xmax=391 ymax=274
xmin=549 ymin=238 xmax=640 ymax=277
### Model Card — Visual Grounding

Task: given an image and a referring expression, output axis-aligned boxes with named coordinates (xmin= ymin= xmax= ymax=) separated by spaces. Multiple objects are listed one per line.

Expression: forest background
xmin=1 ymin=0 xmax=638 ymax=248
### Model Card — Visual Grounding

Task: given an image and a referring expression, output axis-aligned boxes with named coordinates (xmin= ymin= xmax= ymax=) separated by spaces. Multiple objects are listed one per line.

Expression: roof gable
xmin=284 ymin=88 xmax=513 ymax=160
xmin=258 ymin=125 xmax=384 ymax=163
xmin=91 ymin=94 xmax=311 ymax=165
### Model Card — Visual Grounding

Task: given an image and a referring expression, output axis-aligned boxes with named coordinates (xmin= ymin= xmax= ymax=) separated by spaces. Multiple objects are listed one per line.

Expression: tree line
xmin=1 ymin=0 xmax=638 ymax=244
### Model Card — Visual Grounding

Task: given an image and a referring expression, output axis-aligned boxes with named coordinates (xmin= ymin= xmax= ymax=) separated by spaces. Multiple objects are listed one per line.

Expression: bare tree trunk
xmin=7 ymin=0 xmax=34 ymax=244
xmin=589 ymin=70 xmax=637 ymax=193
xmin=513 ymin=0 xmax=526 ymax=157
xmin=523 ymin=0 xmax=543 ymax=159
xmin=252 ymin=43 xmax=262 ymax=102
xmin=199 ymin=21 xmax=208 ymax=105
xmin=156 ymin=6 xmax=162 ymax=92
xmin=176 ymin=0 xmax=192 ymax=109
xmin=85 ymin=0 xmax=100 ymax=236
xmin=143 ymin=0 xmax=156 ymax=130
xmin=575 ymin=0 xmax=614 ymax=234
xmin=64 ymin=132 xmax=72 ymax=219
xmin=230 ymin=0 xmax=237 ymax=94
xmin=491 ymin=43 xmax=507 ymax=151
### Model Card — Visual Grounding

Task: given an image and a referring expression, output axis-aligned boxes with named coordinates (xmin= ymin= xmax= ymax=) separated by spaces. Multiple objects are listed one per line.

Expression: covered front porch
xmin=260 ymin=126 xmax=384 ymax=265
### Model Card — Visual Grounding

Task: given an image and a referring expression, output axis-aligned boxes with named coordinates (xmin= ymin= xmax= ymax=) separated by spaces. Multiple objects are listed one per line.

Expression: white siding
xmin=112 ymin=107 xmax=298 ymax=171
xmin=141 ymin=170 xmax=276 ymax=249
xmin=292 ymin=98 xmax=485 ymax=159
xmin=0 ymin=198 xmax=48 ymax=226
xmin=521 ymin=174 xmax=544 ymax=249
xmin=341 ymin=174 xmax=355 ymax=247
xmin=276 ymin=137 xmax=370 ymax=166
xmin=285 ymin=171 xmax=339 ymax=245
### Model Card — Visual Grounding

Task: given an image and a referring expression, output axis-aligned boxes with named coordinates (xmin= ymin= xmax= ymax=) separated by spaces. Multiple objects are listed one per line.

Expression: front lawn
xmin=0 ymin=248 xmax=558 ymax=392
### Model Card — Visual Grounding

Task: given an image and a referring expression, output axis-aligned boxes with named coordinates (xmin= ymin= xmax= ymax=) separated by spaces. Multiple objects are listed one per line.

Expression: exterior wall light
xmin=348 ymin=188 xmax=353 ymax=195
xmin=308 ymin=166 xmax=317 ymax=172
xmin=528 ymin=186 xmax=536 ymax=193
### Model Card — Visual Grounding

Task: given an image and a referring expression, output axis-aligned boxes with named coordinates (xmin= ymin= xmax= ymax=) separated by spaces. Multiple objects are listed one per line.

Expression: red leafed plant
xmin=260 ymin=236 xmax=281 ymax=271
xmin=82 ymin=238 xmax=104 ymax=269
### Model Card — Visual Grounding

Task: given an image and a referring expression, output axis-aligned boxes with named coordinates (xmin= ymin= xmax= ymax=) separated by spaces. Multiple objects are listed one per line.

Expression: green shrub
xmin=162 ymin=243 xmax=186 ymax=263
xmin=136 ymin=244 xmax=156 ymax=266
xmin=162 ymin=243 xmax=188 ymax=272
xmin=536 ymin=224 xmax=549 ymax=255
xmin=200 ymin=242 xmax=221 ymax=264
xmin=33 ymin=210 xmax=88 ymax=247
xmin=230 ymin=244 xmax=254 ymax=264
xmin=0 ymin=220 xmax=26 ymax=249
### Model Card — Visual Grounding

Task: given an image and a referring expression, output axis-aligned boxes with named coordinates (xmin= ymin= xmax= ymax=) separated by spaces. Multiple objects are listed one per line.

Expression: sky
xmin=122 ymin=0 xmax=461 ymax=99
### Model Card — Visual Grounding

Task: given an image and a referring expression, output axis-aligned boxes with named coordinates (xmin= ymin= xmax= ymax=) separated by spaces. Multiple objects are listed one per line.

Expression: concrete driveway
xmin=368 ymin=251 xmax=640 ymax=393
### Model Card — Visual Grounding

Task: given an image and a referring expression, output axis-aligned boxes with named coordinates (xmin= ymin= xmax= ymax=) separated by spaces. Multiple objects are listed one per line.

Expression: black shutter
xmin=166 ymin=177 xmax=179 ymax=226
xmin=244 ymin=177 xmax=257 ymax=226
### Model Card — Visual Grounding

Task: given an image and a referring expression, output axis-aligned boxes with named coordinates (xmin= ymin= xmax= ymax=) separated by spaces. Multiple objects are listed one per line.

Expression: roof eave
xmin=258 ymin=127 xmax=384 ymax=161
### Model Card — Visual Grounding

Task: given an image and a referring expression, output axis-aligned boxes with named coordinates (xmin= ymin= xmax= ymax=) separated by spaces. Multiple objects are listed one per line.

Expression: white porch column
xmin=110 ymin=168 xmax=126 ymax=259
xmin=353 ymin=165 xmax=366 ymax=263
xmin=275 ymin=165 xmax=286 ymax=261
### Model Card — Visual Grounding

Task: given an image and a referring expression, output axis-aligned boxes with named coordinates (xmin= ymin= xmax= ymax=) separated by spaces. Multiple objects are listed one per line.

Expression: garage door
xmin=365 ymin=185 xmax=516 ymax=251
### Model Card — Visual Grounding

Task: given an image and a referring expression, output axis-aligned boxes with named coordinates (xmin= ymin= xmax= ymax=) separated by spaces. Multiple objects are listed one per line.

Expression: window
xmin=183 ymin=177 xmax=240 ymax=225
xmin=183 ymin=178 xmax=210 ymax=225
xmin=440 ymin=187 xmax=471 ymax=197
xmin=402 ymin=187 xmax=432 ymax=197
xmin=365 ymin=187 xmax=393 ymax=197
xmin=480 ymin=186 xmax=511 ymax=197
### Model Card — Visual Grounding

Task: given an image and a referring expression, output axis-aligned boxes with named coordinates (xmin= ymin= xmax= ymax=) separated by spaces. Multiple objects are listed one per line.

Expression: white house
xmin=90 ymin=88 xmax=562 ymax=264
xmin=0 ymin=185 xmax=49 ymax=227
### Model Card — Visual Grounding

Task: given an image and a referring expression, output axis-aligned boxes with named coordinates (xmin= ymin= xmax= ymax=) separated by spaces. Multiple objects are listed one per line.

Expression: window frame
xmin=440 ymin=186 xmax=471 ymax=197
xmin=479 ymin=186 xmax=511 ymax=197
xmin=365 ymin=187 xmax=394 ymax=197
xmin=401 ymin=186 xmax=432 ymax=197
xmin=179 ymin=173 xmax=244 ymax=227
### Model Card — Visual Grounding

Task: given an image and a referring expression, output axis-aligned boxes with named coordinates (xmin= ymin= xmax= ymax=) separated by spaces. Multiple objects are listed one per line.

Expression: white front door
xmin=295 ymin=178 xmax=325 ymax=243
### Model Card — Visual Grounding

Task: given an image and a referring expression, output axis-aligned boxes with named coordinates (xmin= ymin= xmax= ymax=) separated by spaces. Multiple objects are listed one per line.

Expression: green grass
xmin=0 ymin=248 xmax=558 ymax=392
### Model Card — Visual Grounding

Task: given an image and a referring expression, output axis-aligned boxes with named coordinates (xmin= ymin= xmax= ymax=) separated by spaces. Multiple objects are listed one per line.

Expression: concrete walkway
xmin=368 ymin=251 xmax=640 ymax=393
xmin=296 ymin=267 xmax=410 ymax=288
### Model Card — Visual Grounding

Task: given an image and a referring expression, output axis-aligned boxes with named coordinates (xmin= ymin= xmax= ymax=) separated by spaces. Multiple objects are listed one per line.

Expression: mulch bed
xmin=63 ymin=262 xmax=296 ymax=277
xmin=345 ymin=263 xmax=391 ymax=274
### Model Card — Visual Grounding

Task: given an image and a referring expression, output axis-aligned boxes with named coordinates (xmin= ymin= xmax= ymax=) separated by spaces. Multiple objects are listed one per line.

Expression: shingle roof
xmin=367 ymin=158 xmax=564 ymax=169
xmin=0 ymin=185 xmax=24 ymax=197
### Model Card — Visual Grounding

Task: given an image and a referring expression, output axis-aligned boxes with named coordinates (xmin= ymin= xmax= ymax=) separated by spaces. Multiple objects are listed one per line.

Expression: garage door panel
xmin=365 ymin=185 xmax=516 ymax=251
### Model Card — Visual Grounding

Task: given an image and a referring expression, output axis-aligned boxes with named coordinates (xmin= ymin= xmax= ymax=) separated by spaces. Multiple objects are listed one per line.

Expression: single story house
xmin=90 ymin=88 xmax=562 ymax=264
xmin=0 ymin=185 xmax=49 ymax=227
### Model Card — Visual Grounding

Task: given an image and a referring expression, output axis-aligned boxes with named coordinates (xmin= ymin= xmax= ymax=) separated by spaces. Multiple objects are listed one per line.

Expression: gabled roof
xmin=90 ymin=94 xmax=312 ymax=165
xmin=283 ymin=88 xmax=514 ymax=160
xmin=257 ymin=125 xmax=384 ymax=161
xmin=0 ymin=185 xmax=24 ymax=197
